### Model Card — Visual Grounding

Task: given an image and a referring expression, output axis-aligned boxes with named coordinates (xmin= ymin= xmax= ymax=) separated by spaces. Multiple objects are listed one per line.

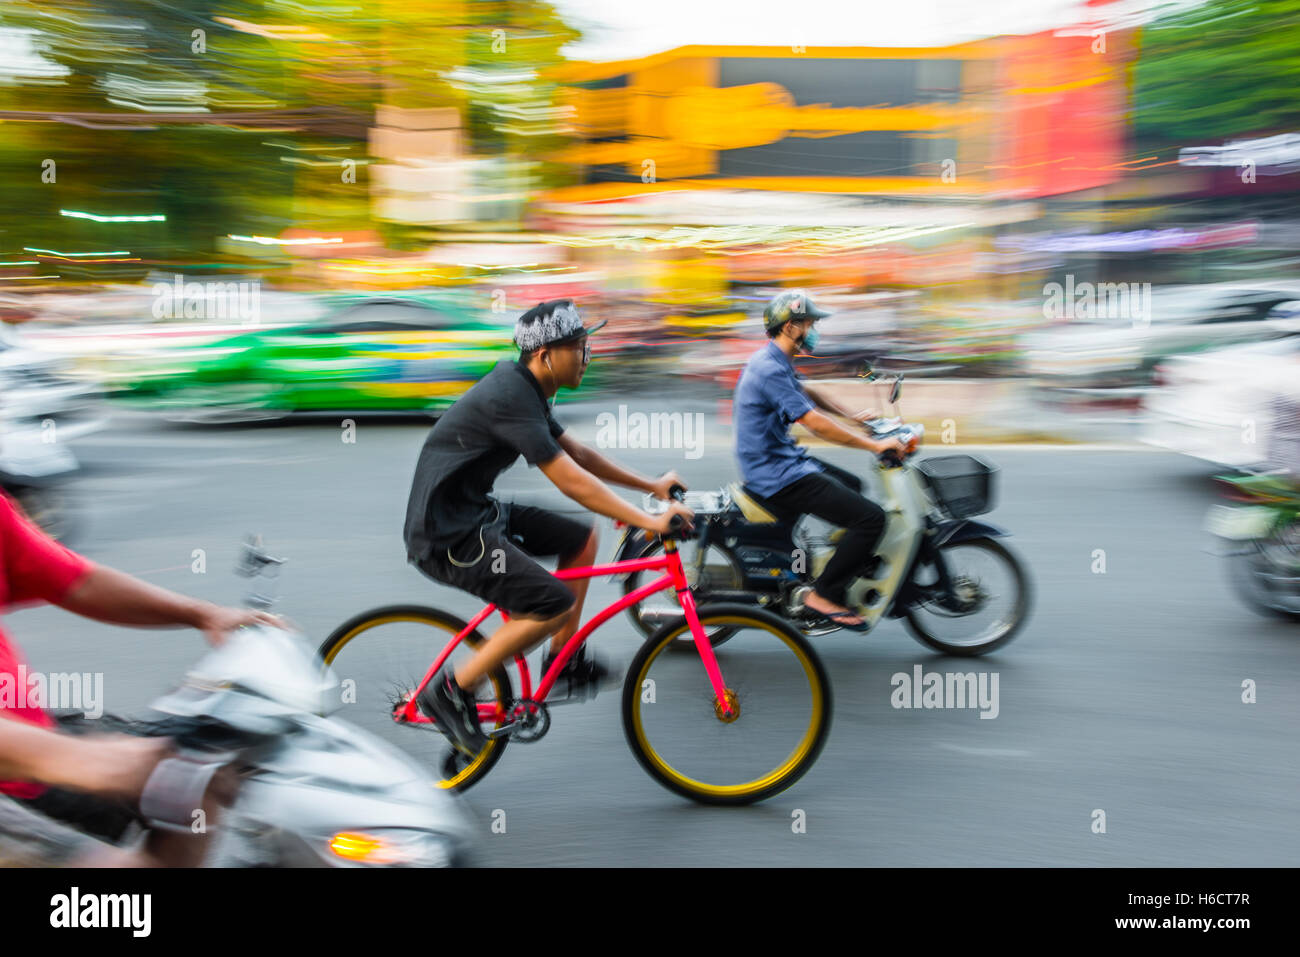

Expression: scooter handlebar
xmin=873 ymin=423 xmax=924 ymax=466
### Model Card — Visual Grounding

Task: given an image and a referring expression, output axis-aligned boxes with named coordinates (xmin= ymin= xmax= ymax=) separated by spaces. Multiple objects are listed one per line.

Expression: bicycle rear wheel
xmin=318 ymin=605 xmax=513 ymax=792
xmin=622 ymin=603 xmax=832 ymax=806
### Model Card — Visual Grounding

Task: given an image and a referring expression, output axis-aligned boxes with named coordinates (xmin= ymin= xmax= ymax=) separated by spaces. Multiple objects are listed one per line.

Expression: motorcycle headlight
xmin=327 ymin=828 xmax=457 ymax=867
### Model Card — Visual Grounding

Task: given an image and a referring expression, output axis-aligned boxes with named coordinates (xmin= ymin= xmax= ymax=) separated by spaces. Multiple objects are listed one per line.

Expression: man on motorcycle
xmin=733 ymin=290 xmax=911 ymax=630
xmin=0 ymin=491 xmax=279 ymax=865
xmin=404 ymin=299 xmax=694 ymax=758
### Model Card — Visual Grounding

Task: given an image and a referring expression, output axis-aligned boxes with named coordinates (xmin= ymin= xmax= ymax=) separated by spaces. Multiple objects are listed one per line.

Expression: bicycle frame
xmin=395 ymin=539 xmax=737 ymax=726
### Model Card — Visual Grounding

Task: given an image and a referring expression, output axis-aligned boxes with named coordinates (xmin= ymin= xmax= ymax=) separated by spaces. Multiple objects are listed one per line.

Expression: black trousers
xmin=763 ymin=458 xmax=886 ymax=606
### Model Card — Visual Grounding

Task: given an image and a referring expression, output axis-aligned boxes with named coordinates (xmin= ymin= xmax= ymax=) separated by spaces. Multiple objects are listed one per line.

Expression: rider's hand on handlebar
xmin=196 ymin=604 xmax=286 ymax=647
xmin=871 ymin=435 xmax=913 ymax=458
xmin=642 ymin=502 xmax=695 ymax=537
xmin=649 ymin=471 xmax=687 ymax=501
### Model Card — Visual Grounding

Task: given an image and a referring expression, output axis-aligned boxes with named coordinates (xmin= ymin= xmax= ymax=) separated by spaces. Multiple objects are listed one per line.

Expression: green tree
xmin=1134 ymin=0 xmax=1300 ymax=146
xmin=0 ymin=0 xmax=581 ymax=271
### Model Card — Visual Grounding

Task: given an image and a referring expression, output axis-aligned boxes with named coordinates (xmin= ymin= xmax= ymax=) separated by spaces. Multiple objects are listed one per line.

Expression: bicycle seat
xmin=728 ymin=483 xmax=781 ymax=525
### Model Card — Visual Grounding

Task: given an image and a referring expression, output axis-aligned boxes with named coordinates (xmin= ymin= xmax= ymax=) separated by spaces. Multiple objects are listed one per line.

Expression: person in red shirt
xmin=0 ymin=491 xmax=280 ymax=866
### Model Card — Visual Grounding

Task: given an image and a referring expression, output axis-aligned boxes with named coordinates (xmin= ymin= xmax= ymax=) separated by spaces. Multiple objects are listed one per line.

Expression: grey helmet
xmin=763 ymin=289 xmax=831 ymax=334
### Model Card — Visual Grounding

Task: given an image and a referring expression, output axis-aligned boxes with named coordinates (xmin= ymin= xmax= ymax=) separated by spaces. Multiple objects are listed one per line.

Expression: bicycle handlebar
xmin=664 ymin=484 xmax=695 ymax=539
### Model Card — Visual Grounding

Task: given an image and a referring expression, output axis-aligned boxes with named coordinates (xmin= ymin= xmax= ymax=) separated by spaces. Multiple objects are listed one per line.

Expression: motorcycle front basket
xmin=915 ymin=454 xmax=997 ymax=519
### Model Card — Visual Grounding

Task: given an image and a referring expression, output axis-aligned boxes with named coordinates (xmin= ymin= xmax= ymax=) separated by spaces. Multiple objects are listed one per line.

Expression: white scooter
xmin=619 ymin=368 xmax=1033 ymax=656
xmin=60 ymin=539 xmax=475 ymax=867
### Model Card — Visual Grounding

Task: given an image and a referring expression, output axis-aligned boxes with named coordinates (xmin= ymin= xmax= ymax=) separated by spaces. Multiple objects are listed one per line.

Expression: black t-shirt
xmin=403 ymin=360 xmax=565 ymax=561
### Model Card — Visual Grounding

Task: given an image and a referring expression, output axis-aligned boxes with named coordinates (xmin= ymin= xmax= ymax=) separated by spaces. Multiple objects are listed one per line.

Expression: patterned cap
xmin=763 ymin=289 xmax=831 ymax=332
xmin=513 ymin=299 xmax=607 ymax=352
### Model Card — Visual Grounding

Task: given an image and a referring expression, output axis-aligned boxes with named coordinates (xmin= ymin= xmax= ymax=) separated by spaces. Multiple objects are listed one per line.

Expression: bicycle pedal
xmin=547 ymin=684 xmax=594 ymax=704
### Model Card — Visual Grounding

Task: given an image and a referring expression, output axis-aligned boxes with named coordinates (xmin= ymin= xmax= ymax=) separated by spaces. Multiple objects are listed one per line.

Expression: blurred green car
xmin=116 ymin=294 xmax=519 ymax=421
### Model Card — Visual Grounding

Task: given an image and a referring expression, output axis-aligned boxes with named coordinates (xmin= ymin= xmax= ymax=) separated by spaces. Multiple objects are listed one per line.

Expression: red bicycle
xmin=320 ymin=522 xmax=832 ymax=805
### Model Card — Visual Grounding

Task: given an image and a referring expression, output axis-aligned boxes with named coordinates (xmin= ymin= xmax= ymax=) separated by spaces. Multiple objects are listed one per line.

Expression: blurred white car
xmin=1141 ymin=326 xmax=1300 ymax=468
xmin=1023 ymin=283 xmax=1300 ymax=390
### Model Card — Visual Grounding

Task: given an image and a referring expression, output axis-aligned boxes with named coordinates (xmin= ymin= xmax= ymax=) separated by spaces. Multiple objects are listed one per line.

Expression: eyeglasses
xmin=551 ymin=336 xmax=591 ymax=364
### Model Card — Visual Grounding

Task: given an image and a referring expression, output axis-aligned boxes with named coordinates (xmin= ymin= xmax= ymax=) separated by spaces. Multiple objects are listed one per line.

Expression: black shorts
xmin=414 ymin=502 xmax=594 ymax=620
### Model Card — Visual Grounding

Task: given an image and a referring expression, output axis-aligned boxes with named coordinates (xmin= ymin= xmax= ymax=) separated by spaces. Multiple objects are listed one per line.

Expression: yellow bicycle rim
xmin=630 ymin=615 xmax=825 ymax=799
xmin=324 ymin=613 xmax=505 ymax=790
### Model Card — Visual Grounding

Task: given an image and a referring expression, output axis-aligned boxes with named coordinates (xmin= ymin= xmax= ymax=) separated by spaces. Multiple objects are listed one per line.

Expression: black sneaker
xmin=541 ymin=644 xmax=617 ymax=700
xmin=416 ymin=667 xmax=488 ymax=756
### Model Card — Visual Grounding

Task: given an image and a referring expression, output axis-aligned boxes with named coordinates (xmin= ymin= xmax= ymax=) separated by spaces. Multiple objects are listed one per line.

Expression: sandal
xmin=807 ymin=606 xmax=870 ymax=632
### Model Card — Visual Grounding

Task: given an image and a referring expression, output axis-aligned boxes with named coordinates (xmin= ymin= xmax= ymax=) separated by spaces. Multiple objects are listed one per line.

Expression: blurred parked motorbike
xmin=1206 ymin=473 xmax=1300 ymax=621
xmin=1205 ymin=396 xmax=1300 ymax=621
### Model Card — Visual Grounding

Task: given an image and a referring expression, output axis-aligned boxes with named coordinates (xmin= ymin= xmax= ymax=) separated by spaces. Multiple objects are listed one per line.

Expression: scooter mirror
xmin=889 ymin=373 xmax=904 ymax=404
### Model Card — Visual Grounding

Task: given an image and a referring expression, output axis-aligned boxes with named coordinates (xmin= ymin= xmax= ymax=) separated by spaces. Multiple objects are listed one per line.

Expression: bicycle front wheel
xmin=318 ymin=605 xmax=513 ymax=793
xmin=622 ymin=603 xmax=832 ymax=806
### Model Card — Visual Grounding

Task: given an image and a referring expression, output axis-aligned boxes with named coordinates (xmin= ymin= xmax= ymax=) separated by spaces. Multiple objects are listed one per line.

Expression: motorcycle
xmin=615 ymin=367 xmax=1033 ymax=656
xmin=55 ymin=538 xmax=474 ymax=866
xmin=1205 ymin=472 xmax=1300 ymax=621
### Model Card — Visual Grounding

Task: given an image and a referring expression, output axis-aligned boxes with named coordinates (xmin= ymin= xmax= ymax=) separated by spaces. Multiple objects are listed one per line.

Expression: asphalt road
xmin=12 ymin=402 xmax=1300 ymax=867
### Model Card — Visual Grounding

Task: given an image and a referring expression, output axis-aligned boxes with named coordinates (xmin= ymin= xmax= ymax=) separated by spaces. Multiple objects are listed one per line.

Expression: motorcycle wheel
xmin=1228 ymin=525 xmax=1300 ymax=622
xmin=903 ymin=537 xmax=1031 ymax=656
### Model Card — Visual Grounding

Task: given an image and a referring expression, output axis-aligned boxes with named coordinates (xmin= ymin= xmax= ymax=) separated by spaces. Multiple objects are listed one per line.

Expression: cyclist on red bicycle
xmin=403 ymin=299 xmax=694 ymax=757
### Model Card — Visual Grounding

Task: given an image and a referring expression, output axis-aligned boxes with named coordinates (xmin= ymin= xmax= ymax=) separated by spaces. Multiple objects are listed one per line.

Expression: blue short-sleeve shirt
xmin=734 ymin=342 xmax=823 ymax=496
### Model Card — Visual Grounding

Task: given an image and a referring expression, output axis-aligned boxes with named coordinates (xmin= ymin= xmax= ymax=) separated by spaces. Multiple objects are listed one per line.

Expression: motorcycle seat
xmin=728 ymin=483 xmax=782 ymax=525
